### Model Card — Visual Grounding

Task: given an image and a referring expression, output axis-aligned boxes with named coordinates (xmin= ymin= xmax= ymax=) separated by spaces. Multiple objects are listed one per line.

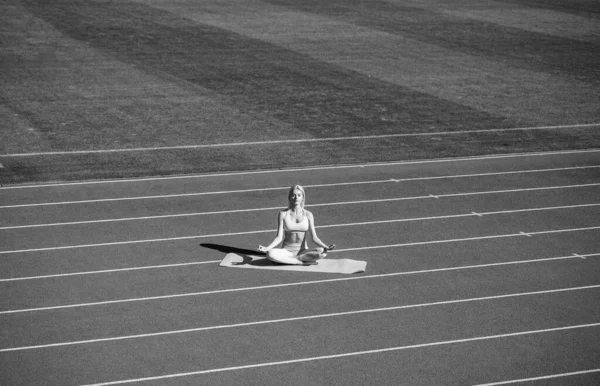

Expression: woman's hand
xmin=258 ymin=245 xmax=268 ymax=253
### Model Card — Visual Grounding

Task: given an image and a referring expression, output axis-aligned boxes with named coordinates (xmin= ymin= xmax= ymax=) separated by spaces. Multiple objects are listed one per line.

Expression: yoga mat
xmin=220 ymin=253 xmax=367 ymax=274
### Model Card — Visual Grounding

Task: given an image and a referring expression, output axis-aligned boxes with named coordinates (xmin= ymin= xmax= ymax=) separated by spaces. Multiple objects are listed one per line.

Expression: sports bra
xmin=283 ymin=210 xmax=309 ymax=232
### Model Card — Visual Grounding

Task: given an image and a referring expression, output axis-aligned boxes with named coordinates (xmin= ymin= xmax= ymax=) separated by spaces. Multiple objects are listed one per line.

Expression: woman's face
xmin=289 ymin=189 xmax=304 ymax=206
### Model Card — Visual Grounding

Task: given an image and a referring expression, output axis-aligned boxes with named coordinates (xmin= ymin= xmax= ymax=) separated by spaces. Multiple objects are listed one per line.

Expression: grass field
xmin=0 ymin=0 xmax=598 ymax=184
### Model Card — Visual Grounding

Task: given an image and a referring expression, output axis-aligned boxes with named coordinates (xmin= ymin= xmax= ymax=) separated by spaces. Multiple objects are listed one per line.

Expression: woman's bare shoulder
xmin=304 ymin=209 xmax=314 ymax=218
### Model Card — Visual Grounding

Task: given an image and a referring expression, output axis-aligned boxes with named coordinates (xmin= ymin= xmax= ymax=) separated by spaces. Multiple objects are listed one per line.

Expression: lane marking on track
xmin=0 ymin=260 xmax=223 ymax=282
xmin=2 ymin=183 xmax=599 ymax=229
xmin=80 ymin=322 xmax=600 ymax=385
xmin=2 ymin=284 xmax=599 ymax=352
xmin=2 ymin=123 xmax=599 ymax=158
xmin=2 ymin=165 xmax=599 ymax=208
xmin=333 ymin=228 xmax=600 ymax=252
xmin=1 ymin=250 xmax=598 ymax=314
xmin=1 ymin=148 xmax=599 ymax=190
xmin=333 ymin=227 xmax=600 ymax=252
xmin=1 ymin=234 xmax=598 ymax=281
xmin=474 ymin=369 xmax=600 ymax=385
xmin=0 ymin=203 xmax=598 ymax=255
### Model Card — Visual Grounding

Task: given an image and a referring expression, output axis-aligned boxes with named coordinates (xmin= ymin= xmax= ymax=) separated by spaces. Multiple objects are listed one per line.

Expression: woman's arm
xmin=306 ymin=211 xmax=335 ymax=251
xmin=258 ymin=211 xmax=285 ymax=252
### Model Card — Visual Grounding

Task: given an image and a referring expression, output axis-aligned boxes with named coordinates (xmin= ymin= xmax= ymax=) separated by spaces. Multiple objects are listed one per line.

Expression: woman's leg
xmin=266 ymin=248 xmax=303 ymax=265
xmin=297 ymin=248 xmax=326 ymax=263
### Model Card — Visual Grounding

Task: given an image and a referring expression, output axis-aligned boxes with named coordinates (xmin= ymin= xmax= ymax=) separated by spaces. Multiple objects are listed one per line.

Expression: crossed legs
xmin=266 ymin=247 xmax=327 ymax=265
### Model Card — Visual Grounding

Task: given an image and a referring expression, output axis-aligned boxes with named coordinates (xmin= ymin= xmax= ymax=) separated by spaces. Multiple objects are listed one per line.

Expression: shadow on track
xmin=200 ymin=243 xmax=265 ymax=256
xmin=200 ymin=243 xmax=280 ymax=266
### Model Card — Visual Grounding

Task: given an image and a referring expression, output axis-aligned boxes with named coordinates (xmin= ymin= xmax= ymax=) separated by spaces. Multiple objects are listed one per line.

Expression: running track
xmin=1 ymin=150 xmax=599 ymax=385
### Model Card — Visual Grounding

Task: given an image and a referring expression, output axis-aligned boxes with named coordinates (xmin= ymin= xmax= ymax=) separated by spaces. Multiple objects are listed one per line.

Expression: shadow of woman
xmin=200 ymin=243 xmax=279 ymax=266
xmin=200 ymin=243 xmax=265 ymax=256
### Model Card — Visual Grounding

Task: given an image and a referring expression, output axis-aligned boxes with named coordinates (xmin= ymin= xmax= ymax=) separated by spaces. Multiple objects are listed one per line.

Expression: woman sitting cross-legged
xmin=258 ymin=185 xmax=335 ymax=265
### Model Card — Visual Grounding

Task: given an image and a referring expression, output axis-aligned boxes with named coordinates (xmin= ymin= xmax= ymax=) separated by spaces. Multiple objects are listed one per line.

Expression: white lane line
xmin=3 ymin=183 xmax=599 ymax=230
xmin=474 ymin=369 xmax=600 ymax=385
xmin=332 ymin=227 xmax=600 ymax=253
xmin=1 ymin=249 xmax=598 ymax=315
xmin=1 ymin=203 xmax=598 ymax=255
xmin=0 ymin=260 xmax=222 ymax=282
xmin=0 ymin=186 xmax=288 ymax=209
xmin=0 ymin=205 xmax=288 ymax=229
xmin=2 ymin=284 xmax=599 ymax=352
xmin=2 ymin=148 xmax=599 ymax=190
xmin=1 ymin=229 xmax=597 ymax=282
xmin=2 ymin=165 xmax=599 ymax=209
xmin=3 ymin=124 xmax=598 ymax=158
xmin=439 ymin=182 xmax=600 ymax=198
xmin=317 ymin=203 xmax=600 ymax=230
xmin=81 ymin=322 xmax=600 ymax=385
xmin=0 ymin=229 xmax=268 ymax=255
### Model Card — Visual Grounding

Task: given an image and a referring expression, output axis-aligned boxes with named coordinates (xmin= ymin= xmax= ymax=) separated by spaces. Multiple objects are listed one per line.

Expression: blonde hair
xmin=287 ymin=185 xmax=306 ymax=209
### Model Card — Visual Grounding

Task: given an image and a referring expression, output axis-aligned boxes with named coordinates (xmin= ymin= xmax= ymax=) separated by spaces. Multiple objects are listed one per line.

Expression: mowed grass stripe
xmin=410 ymin=0 xmax=599 ymax=41
xmin=266 ymin=0 xmax=600 ymax=80
xmin=498 ymin=0 xmax=600 ymax=18
xmin=23 ymin=0 xmax=509 ymax=140
xmin=183 ymin=0 xmax=599 ymax=128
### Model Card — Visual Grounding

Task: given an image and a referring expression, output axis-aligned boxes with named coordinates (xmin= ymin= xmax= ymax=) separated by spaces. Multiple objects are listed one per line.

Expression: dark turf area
xmin=1 ymin=0 xmax=598 ymax=183
xmin=266 ymin=0 xmax=600 ymax=80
